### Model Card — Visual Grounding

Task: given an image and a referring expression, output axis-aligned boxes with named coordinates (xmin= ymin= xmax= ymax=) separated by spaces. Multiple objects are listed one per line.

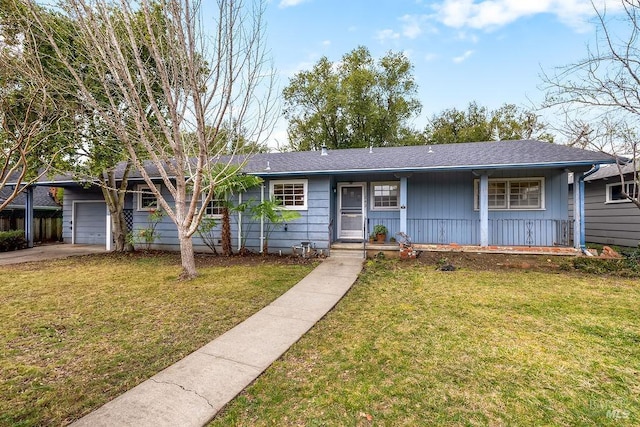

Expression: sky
xmin=245 ymin=0 xmax=626 ymax=147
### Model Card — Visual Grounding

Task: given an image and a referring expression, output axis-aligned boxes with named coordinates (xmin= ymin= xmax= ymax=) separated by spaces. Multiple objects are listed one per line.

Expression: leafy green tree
xmin=283 ymin=46 xmax=422 ymax=150
xmin=0 ymin=1 xmax=74 ymax=210
xmin=424 ymin=102 xmax=553 ymax=144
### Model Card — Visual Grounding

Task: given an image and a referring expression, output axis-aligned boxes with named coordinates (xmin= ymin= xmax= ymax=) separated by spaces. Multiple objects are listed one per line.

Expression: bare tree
xmin=542 ymin=0 xmax=639 ymax=209
xmin=22 ymin=0 xmax=276 ymax=278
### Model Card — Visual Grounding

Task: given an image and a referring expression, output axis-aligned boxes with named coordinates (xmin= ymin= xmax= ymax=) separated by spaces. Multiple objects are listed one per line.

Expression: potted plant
xmin=368 ymin=233 xmax=376 ymax=244
xmin=373 ymin=224 xmax=388 ymax=243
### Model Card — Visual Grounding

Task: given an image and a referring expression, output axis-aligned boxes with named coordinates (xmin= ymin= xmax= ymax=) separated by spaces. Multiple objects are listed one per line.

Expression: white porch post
xmin=105 ymin=206 xmax=112 ymax=251
xmin=573 ymin=172 xmax=583 ymax=249
xmin=237 ymin=192 xmax=243 ymax=252
xmin=260 ymin=184 xmax=265 ymax=253
xmin=479 ymin=174 xmax=489 ymax=247
xmin=25 ymin=186 xmax=34 ymax=248
xmin=399 ymin=176 xmax=408 ymax=234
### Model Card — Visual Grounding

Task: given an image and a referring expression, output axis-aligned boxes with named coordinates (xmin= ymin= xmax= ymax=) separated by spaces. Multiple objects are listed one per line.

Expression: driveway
xmin=0 ymin=244 xmax=107 ymax=266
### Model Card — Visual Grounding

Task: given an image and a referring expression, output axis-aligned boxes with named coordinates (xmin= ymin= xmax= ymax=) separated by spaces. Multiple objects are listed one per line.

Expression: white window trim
xmin=605 ymin=181 xmax=637 ymax=204
xmin=137 ymin=184 xmax=160 ymax=211
xmin=370 ymin=181 xmax=400 ymax=211
xmin=474 ymin=177 xmax=546 ymax=211
xmin=202 ymin=194 xmax=225 ymax=218
xmin=269 ymin=179 xmax=308 ymax=211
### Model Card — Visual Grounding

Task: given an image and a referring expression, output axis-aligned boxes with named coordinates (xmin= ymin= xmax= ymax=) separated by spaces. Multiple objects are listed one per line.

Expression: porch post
xmin=479 ymin=174 xmax=489 ymax=247
xmin=237 ymin=192 xmax=243 ymax=252
xmin=399 ymin=176 xmax=407 ymax=234
xmin=25 ymin=186 xmax=34 ymax=248
xmin=573 ymin=172 xmax=583 ymax=249
xmin=259 ymin=184 xmax=265 ymax=253
xmin=105 ymin=206 xmax=112 ymax=251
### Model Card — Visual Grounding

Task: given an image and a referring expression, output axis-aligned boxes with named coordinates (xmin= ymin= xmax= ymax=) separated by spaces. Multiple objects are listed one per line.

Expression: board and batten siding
xmin=405 ymin=169 xmax=569 ymax=246
xmin=130 ymin=177 xmax=331 ymax=254
xmin=581 ymin=178 xmax=640 ymax=247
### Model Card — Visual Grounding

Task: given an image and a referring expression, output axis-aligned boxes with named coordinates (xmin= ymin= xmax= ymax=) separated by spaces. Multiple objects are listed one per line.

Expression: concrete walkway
xmin=72 ymin=253 xmax=364 ymax=427
xmin=0 ymin=244 xmax=107 ymax=266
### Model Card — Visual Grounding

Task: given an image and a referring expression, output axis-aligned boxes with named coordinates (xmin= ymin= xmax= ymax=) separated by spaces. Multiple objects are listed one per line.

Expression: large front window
xmin=270 ymin=179 xmax=308 ymax=210
xmin=475 ymin=178 xmax=544 ymax=210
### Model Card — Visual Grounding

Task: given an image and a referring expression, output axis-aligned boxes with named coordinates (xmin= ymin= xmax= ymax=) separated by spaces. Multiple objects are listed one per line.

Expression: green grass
xmin=211 ymin=259 xmax=640 ymax=426
xmin=0 ymin=253 xmax=314 ymax=426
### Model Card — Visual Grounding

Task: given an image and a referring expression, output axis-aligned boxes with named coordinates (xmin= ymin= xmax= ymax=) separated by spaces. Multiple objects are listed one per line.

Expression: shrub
xmin=0 ymin=230 xmax=27 ymax=252
xmin=568 ymin=256 xmax=639 ymax=277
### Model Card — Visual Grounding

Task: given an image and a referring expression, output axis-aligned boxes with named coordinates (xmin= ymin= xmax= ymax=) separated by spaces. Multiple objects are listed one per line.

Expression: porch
xmin=363 ymin=218 xmax=575 ymax=248
xmin=331 ymin=241 xmax=581 ymax=259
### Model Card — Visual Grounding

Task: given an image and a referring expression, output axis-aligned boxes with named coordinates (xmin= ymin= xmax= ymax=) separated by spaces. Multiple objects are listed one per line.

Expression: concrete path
xmin=0 ymin=244 xmax=107 ymax=266
xmin=72 ymin=253 xmax=364 ymax=427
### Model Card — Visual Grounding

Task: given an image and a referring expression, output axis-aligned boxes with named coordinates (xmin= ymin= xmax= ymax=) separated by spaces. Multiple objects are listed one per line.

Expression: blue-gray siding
xmin=65 ymin=168 xmax=572 ymax=251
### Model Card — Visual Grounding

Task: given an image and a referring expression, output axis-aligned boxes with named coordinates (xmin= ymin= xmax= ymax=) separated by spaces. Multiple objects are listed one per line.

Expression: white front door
xmin=337 ymin=183 xmax=365 ymax=240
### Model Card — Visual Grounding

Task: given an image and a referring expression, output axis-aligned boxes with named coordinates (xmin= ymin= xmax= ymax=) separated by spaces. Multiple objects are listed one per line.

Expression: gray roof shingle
xmin=34 ymin=139 xmax=616 ymax=184
xmin=242 ymin=139 xmax=615 ymax=176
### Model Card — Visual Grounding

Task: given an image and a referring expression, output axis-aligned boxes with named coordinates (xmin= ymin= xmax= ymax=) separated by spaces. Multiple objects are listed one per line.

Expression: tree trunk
xmin=178 ymin=232 xmax=197 ymax=280
xmin=221 ymin=206 xmax=232 ymax=256
xmin=112 ymin=210 xmax=133 ymax=252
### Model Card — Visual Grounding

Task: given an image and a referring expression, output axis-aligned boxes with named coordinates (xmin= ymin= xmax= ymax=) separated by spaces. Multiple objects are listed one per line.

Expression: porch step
xmin=330 ymin=249 xmax=366 ymax=259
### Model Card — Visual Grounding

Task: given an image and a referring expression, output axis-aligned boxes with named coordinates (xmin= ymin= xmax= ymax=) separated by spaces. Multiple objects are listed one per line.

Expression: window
xmin=270 ymin=179 xmax=308 ymax=210
xmin=606 ymin=181 xmax=639 ymax=203
xmin=371 ymin=182 xmax=399 ymax=210
xmin=204 ymin=197 xmax=225 ymax=217
xmin=137 ymin=185 xmax=159 ymax=211
xmin=474 ymin=178 xmax=544 ymax=210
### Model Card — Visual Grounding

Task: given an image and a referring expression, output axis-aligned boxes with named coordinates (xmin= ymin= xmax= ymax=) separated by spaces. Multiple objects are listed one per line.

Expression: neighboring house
xmin=28 ymin=140 xmax=614 ymax=253
xmin=0 ymin=186 xmax=63 ymax=241
xmin=569 ymin=162 xmax=640 ymax=248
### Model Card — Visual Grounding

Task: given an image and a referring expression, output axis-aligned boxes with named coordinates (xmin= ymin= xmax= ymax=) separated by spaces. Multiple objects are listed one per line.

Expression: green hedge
xmin=0 ymin=230 xmax=27 ymax=252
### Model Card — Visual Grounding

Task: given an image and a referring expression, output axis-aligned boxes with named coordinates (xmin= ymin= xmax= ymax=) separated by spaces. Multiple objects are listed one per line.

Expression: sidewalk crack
xmin=150 ymin=378 xmax=214 ymax=409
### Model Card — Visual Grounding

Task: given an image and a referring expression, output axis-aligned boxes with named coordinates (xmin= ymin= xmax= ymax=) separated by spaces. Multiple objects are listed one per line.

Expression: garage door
xmin=74 ymin=202 xmax=107 ymax=245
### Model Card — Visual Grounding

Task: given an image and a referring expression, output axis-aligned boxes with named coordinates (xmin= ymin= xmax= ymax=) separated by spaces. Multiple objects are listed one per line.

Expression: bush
xmin=0 ymin=230 xmax=27 ymax=252
xmin=567 ymin=256 xmax=639 ymax=277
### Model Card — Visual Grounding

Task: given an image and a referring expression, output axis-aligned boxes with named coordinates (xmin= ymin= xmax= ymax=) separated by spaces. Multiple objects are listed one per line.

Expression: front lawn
xmin=0 ymin=253 xmax=314 ymax=426
xmin=212 ymin=258 xmax=640 ymax=426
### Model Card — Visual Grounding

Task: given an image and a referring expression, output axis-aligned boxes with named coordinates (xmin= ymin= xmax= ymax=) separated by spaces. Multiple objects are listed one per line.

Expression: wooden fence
xmin=0 ymin=217 xmax=63 ymax=242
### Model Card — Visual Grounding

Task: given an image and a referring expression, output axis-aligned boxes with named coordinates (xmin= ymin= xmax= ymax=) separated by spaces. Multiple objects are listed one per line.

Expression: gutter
xmin=579 ymin=165 xmax=600 ymax=256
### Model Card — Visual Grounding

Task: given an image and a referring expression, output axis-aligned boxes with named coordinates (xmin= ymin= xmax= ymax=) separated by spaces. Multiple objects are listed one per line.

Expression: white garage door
xmin=74 ymin=202 xmax=107 ymax=246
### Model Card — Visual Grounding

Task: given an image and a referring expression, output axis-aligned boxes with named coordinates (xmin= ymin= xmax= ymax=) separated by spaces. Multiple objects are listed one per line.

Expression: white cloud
xmin=400 ymin=14 xmax=423 ymax=39
xmin=424 ymin=52 xmax=438 ymax=62
xmin=452 ymin=50 xmax=474 ymax=63
xmin=321 ymin=40 xmax=331 ymax=47
xmin=432 ymin=0 xmax=624 ymax=32
xmin=375 ymin=29 xmax=401 ymax=42
xmin=278 ymin=0 xmax=309 ymax=8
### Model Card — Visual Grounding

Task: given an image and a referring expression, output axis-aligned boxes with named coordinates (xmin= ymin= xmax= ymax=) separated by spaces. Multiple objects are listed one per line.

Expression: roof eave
xmin=248 ymin=159 xmax=616 ymax=177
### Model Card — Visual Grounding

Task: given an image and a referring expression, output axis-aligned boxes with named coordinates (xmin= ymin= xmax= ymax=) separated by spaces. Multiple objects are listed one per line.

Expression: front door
xmin=338 ymin=183 xmax=365 ymax=240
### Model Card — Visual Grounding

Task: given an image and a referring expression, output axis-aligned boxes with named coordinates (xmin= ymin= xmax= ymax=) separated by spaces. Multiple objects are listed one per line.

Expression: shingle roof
xmin=34 ymin=139 xmax=616 ymax=184
xmin=242 ymin=139 xmax=615 ymax=176
xmin=0 ymin=186 xmax=61 ymax=209
xmin=584 ymin=162 xmax=638 ymax=181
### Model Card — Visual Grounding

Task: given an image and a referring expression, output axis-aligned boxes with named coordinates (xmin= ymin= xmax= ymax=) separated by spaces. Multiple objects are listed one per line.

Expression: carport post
xmin=25 ymin=186 xmax=34 ymax=248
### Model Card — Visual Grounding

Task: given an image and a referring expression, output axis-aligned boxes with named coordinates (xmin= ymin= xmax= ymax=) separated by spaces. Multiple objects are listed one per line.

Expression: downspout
xmin=579 ymin=165 xmax=600 ymax=256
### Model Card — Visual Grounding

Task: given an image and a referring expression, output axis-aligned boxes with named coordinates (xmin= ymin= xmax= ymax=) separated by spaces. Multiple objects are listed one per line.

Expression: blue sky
xmin=255 ymin=0 xmax=624 ymax=146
